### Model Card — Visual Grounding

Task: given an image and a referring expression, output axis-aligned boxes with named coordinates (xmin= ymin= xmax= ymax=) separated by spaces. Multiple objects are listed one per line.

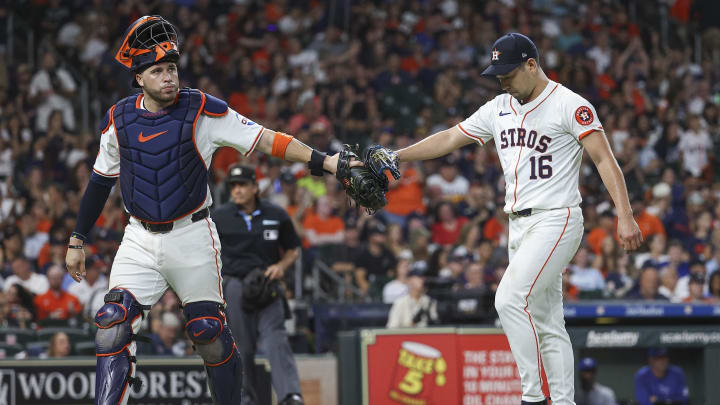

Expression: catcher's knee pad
xmin=279 ymin=394 xmax=305 ymax=405
xmin=95 ymin=288 xmax=150 ymax=405
xmin=184 ymin=301 xmax=242 ymax=404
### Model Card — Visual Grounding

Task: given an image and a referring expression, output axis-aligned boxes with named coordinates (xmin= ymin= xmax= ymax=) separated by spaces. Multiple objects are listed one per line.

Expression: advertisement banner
xmin=361 ymin=328 xmax=527 ymax=405
xmin=456 ymin=333 xmax=522 ymax=405
xmin=0 ymin=358 xmax=270 ymax=405
xmin=568 ymin=325 xmax=720 ymax=348
xmin=363 ymin=330 xmax=459 ymax=405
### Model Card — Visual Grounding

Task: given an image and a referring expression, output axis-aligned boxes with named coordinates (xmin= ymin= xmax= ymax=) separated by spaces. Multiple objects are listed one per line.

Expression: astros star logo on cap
xmin=492 ymin=48 xmax=501 ymax=61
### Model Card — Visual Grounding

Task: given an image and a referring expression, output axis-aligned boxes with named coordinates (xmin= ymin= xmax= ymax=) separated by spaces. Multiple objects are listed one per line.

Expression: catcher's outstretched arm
xmin=256 ymin=129 xmax=353 ymax=174
xmin=396 ymin=126 xmax=475 ymax=162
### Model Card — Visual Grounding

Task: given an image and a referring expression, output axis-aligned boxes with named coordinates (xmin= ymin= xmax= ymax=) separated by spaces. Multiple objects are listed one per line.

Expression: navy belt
xmin=512 ymin=208 xmax=533 ymax=217
xmin=140 ymin=208 xmax=210 ymax=234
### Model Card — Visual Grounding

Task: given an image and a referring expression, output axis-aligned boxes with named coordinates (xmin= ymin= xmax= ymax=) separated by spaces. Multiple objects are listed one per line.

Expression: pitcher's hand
xmin=617 ymin=214 xmax=643 ymax=251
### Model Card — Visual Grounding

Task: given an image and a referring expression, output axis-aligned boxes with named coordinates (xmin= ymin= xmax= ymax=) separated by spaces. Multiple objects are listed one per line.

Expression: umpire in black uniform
xmin=212 ymin=164 xmax=304 ymax=405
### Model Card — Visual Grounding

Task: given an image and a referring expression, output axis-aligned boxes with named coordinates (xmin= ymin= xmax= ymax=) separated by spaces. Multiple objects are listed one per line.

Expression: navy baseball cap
xmin=227 ymin=164 xmax=257 ymax=184
xmin=578 ymin=357 xmax=597 ymax=371
xmin=481 ymin=33 xmax=539 ymax=77
xmin=648 ymin=347 xmax=669 ymax=357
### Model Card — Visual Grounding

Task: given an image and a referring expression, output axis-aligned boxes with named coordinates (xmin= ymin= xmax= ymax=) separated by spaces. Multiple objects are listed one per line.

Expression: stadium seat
xmin=0 ymin=327 xmax=36 ymax=346
xmin=369 ymin=275 xmax=392 ymax=301
xmin=25 ymin=341 xmax=49 ymax=357
xmin=0 ymin=343 xmax=25 ymax=358
xmin=36 ymin=327 xmax=91 ymax=342
xmin=578 ymin=290 xmax=605 ymax=300
xmin=37 ymin=318 xmax=81 ymax=328
xmin=74 ymin=341 xmax=96 ymax=356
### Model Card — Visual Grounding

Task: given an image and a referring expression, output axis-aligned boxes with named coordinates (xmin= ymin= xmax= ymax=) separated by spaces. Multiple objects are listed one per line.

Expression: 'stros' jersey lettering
xmin=457 ymin=81 xmax=603 ymax=213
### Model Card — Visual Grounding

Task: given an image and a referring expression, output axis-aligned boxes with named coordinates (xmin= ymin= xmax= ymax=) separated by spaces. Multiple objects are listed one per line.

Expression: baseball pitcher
xmin=376 ymin=33 xmax=643 ymax=405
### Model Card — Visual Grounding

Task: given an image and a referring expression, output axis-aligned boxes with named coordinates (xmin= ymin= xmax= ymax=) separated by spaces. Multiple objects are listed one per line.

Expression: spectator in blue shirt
xmin=626 ymin=265 xmax=669 ymax=301
xmin=635 ymin=348 xmax=688 ymax=405
xmin=575 ymin=357 xmax=617 ymax=405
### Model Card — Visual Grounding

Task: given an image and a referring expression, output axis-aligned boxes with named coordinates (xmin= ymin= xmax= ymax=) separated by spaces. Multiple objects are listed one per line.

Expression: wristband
xmin=68 ymin=245 xmax=84 ymax=249
xmin=308 ymin=150 xmax=327 ymax=177
xmin=71 ymin=231 xmax=87 ymax=242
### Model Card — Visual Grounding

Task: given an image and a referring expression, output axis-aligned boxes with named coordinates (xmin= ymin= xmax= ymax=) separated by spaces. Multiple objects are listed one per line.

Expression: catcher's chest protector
xmin=113 ymin=89 xmax=208 ymax=223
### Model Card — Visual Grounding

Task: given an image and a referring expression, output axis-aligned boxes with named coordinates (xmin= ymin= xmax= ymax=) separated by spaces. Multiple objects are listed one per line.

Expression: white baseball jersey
xmin=457 ymin=80 xmax=603 ymax=213
xmin=92 ymin=94 xmax=265 ymax=212
xmin=678 ymin=128 xmax=712 ymax=177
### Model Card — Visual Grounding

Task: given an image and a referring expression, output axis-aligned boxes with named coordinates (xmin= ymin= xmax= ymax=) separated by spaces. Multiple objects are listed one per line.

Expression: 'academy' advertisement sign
xmin=0 ymin=358 xmax=270 ymax=405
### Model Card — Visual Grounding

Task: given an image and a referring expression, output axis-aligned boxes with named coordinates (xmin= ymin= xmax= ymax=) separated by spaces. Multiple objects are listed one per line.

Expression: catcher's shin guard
xmin=184 ymin=301 xmax=243 ymax=404
xmin=94 ymin=288 xmax=150 ymax=405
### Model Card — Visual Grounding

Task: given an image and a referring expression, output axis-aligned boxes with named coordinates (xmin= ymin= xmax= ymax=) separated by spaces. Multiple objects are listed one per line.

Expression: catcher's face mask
xmin=115 ymin=15 xmax=180 ymax=88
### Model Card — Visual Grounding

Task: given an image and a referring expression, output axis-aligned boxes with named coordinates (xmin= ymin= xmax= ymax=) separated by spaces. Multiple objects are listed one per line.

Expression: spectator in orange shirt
xmin=635 ymin=210 xmax=666 ymax=240
xmin=587 ymin=210 xmax=616 ymax=255
xmin=631 ymin=193 xmax=666 ymax=240
xmin=37 ymin=225 xmax=67 ymax=272
xmin=483 ymin=209 xmax=508 ymax=247
xmin=384 ymin=162 xmax=426 ymax=225
xmin=33 ymin=264 xmax=82 ymax=322
xmin=302 ymin=196 xmax=344 ymax=248
xmin=562 ymin=268 xmax=579 ymax=302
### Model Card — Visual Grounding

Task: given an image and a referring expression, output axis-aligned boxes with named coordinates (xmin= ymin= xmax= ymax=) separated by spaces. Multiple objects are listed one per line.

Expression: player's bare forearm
xmin=256 ymin=130 xmax=340 ymax=173
xmin=582 ymin=132 xmax=632 ymax=216
xmin=396 ymin=126 xmax=474 ymax=162
xmin=582 ymin=130 xmax=643 ymax=250
xmin=596 ymin=159 xmax=633 ymax=216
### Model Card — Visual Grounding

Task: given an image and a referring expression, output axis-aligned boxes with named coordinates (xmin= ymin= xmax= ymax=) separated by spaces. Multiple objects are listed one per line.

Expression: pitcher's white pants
xmin=495 ymin=207 xmax=583 ymax=404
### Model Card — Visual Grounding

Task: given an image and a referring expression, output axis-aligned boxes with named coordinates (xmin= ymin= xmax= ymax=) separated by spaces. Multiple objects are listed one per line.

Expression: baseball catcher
xmin=66 ymin=13 xmax=369 ymax=405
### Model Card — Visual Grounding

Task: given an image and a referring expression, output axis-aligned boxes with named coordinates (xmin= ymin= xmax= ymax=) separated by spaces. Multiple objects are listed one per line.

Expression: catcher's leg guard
xmin=95 ymin=288 xmax=150 ymax=405
xmin=184 ymin=301 xmax=243 ymax=404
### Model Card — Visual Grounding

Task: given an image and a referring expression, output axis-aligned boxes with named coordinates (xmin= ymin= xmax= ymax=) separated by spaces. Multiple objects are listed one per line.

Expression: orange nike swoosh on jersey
xmin=138 ymin=130 xmax=168 ymax=143
xmin=193 ymin=329 xmax=208 ymax=337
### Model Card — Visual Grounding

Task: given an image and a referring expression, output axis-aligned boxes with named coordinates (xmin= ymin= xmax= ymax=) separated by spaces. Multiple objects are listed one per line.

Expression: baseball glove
xmin=364 ymin=144 xmax=401 ymax=181
xmin=336 ymin=145 xmax=389 ymax=214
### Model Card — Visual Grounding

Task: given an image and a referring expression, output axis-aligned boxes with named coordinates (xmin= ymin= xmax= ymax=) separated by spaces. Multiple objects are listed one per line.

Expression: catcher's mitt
xmin=336 ymin=145 xmax=389 ymax=214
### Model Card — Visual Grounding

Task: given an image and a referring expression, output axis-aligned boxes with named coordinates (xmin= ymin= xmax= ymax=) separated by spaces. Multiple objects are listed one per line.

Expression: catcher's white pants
xmin=495 ymin=207 xmax=583 ymax=405
xmin=109 ymin=216 xmax=225 ymax=306
xmin=107 ymin=216 xmax=224 ymax=405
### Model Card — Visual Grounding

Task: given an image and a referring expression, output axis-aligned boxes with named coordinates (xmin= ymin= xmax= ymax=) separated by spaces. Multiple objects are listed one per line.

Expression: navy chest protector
xmin=112 ymin=89 xmax=210 ymax=223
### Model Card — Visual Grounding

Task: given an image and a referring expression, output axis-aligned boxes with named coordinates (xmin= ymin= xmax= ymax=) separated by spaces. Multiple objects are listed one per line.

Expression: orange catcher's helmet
xmin=115 ymin=15 xmax=180 ymax=87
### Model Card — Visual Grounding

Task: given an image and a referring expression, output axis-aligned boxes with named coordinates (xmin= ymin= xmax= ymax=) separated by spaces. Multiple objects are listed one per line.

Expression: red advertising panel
xmin=364 ymin=331 xmax=460 ymax=405
xmin=362 ymin=328 xmax=527 ymax=405
xmin=456 ymin=332 xmax=522 ymax=405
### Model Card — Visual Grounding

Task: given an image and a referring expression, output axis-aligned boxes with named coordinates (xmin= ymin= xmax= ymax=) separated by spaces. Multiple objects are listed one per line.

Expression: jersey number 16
xmin=529 ymin=155 xmax=552 ymax=179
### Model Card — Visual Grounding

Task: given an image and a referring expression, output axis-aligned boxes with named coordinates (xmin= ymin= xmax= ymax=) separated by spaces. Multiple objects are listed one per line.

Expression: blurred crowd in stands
xmin=1 ymin=0 xmax=720 ymax=356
